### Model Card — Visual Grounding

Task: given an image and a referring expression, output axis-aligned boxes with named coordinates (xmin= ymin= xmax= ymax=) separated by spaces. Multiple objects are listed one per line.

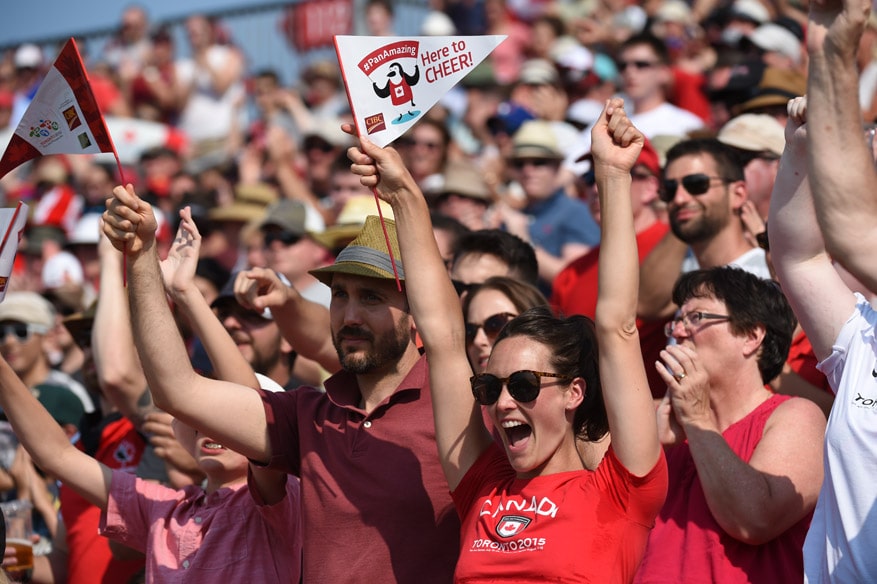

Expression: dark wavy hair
xmin=495 ymin=306 xmax=609 ymax=442
xmin=461 ymin=276 xmax=548 ymax=323
xmin=672 ymin=266 xmax=797 ymax=383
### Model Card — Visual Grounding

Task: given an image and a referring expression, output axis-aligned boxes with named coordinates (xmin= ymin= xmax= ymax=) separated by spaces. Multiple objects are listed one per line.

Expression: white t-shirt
xmin=681 ymin=247 xmax=772 ymax=280
xmin=804 ymin=293 xmax=877 ymax=583
xmin=630 ymin=102 xmax=705 ymax=140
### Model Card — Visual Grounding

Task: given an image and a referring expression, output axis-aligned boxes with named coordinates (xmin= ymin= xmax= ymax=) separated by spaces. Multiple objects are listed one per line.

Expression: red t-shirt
xmin=452 ymin=444 xmax=668 ymax=583
xmin=60 ymin=414 xmax=146 ymax=584
xmin=552 ymin=221 xmax=671 ymax=398
xmin=634 ymin=394 xmax=812 ymax=583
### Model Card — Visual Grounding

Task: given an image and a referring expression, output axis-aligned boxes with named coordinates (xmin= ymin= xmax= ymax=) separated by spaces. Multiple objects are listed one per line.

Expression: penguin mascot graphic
xmin=373 ymin=62 xmax=420 ymax=120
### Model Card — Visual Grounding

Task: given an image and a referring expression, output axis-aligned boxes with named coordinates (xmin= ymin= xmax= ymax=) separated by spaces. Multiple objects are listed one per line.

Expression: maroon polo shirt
xmin=261 ymin=355 xmax=460 ymax=583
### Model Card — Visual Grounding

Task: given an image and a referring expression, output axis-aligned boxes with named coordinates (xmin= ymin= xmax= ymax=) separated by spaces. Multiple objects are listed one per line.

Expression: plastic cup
xmin=1 ymin=500 xmax=33 ymax=577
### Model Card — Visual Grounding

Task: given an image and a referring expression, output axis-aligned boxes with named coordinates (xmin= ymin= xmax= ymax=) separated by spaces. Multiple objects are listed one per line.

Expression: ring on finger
xmin=674 ymin=372 xmax=686 ymax=381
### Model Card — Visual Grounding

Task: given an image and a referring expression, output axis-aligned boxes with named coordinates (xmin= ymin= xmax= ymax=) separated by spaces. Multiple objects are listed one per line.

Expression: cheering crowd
xmin=0 ymin=0 xmax=875 ymax=581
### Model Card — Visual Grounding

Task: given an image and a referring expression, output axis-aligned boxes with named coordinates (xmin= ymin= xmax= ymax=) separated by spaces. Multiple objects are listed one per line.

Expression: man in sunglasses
xmin=618 ymin=32 xmax=705 ymax=139
xmin=638 ymin=138 xmax=771 ymax=321
xmin=500 ymin=119 xmax=599 ymax=291
xmin=259 ymin=198 xmax=333 ymax=308
xmin=0 ymin=292 xmax=94 ymax=418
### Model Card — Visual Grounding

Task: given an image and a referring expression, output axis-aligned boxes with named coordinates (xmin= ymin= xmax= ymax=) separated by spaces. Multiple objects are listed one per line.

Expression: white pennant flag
xmin=335 ymin=35 xmax=505 ymax=147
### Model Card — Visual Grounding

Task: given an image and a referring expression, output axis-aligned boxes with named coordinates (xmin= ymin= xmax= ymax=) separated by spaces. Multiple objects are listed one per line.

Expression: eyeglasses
xmin=510 ymin=158 xmax=555 ymax=170
xmin=659 ymin=173 xmax=731 ymax=203
xmin=263 ymin=230 xmax=302 ymax=247
xmin=470 ymin=370 xmax=574 ymax=406
xmin=213 ymin=303 xmax=270 ymax=325
xmin=0 ymin=323 xmax=47 ymax=342
xmin=618 ymin=60 xmax=659 ymax=72
xmin=664 ymin=311 xmax=730 ymax=337
xmin=465 ymin=312 xmax=515 ymax=344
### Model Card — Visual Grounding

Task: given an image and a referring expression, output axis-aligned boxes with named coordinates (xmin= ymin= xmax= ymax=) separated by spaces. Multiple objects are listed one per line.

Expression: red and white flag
xmin=335 ymin=35 xmax=505 ymax=147
xmin=0 ymin=202 xmax=28 ymax=302
xmin=0 ymin=38 xmax=118 ymax=179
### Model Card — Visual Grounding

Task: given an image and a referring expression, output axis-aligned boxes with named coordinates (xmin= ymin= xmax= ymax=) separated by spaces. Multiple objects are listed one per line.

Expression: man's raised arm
xmin=806 ymin=0 xmax=877 ymax=292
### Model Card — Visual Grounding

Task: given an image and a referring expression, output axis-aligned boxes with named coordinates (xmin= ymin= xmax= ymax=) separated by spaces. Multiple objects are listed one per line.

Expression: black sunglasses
xmin=452 ymin=280 xmax=477 ymax=296
xmin=618 ymin=60 xmax=659 ymax=72
xmin=263 ymin=230 xmax=302 ymax=247
xmin=470 ymin=370 xmax=574 ymax=406
xmin=659 ymin=173 xmax=730 ymax=203
xmin=510 ymin=158 xmax=555 ymax=170
xmin=0 ymin=323 xmax=44 ymax=342
xmin=465 ymin=312 xmax=515 ymax=344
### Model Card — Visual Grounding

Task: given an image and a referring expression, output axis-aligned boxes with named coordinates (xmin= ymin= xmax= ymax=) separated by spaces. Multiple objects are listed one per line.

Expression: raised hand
xmin=103 ymin=184 xmax=158 ymax=257
xmin=233 ymin=267 xmax=292 ymax=313
xmin=807 ymin=0 xmax=871 ymax=57
xmin=590 ymin=98 xmax=644 ymax=179
xmin=159 ymin=206 xmax=201 ymax=297
xmin=344 ymin=124 xmax=419 ymax=207
xmin=786 ymin=96 xmax=808 ymax=148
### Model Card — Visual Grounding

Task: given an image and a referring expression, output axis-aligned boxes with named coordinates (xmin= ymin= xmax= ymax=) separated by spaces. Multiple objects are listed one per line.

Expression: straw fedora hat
xmin=309 ymin=215 xmax=403 ymax=285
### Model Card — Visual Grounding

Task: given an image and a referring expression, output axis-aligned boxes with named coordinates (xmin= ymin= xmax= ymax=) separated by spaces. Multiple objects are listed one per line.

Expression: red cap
xmin=635 ymin=137 xmax=661 ymax=176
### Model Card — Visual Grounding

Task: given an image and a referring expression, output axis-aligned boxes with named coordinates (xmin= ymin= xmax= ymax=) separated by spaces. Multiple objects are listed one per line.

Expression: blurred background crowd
xmin=0 ymin=0 xmax=873 ymax=578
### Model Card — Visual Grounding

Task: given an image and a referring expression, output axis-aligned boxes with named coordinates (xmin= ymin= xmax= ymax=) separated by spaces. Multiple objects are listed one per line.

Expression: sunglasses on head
xmin=0 ymin=323 xmax=46 ymax=342
xmin=263 ymin=230 xmax=302 ymax=247
xmin=470 ymin=369 xmax=574 ymax=406
xmin=659 ymin=173 xmax=730 ymax=203
xmin=465 ymin=312 xmax=515 ymax=344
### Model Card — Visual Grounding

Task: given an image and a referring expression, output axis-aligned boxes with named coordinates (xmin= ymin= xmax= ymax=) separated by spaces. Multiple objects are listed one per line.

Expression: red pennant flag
xmin=0 ymin=38 xmax=120 ymax=179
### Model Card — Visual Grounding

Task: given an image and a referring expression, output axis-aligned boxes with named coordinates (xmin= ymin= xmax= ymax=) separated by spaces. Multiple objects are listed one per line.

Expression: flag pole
xmin=334 ymin=37 xmax=402 ymax=292
xmin=0 ymin=202 xmax=24 ymax=260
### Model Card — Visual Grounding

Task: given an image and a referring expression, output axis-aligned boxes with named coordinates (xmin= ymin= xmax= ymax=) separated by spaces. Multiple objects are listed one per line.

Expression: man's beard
xmin=333 ymin=318 xmax=411 ymax=374
xmin=669 ymin=204 xmax=729 ymax=245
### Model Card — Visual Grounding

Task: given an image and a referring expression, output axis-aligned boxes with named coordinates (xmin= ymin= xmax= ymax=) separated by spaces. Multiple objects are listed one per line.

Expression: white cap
xmin=14 ymin=43 xmax=42 ymax=69
xmin=731 ymin=0 xmax=770 ymax=24
xmin=748 ymin=23 xmax=802 ymax=65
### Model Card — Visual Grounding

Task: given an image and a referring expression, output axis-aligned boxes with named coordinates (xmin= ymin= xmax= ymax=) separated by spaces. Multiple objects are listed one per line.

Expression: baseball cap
xmin=259 ymin=199 xmax=308 ymax=236
xmin=0 ymin=292 xmax=54 ymax=329
xmin=746 ymin=23 xmax=802 ymax=65
xmin=309 ymin=216 xmax=403 ymax=285
xmin=33 ymin=383 xmax=85 ymax=427
xmin=717 ymin=114 xmax=786 ymax=157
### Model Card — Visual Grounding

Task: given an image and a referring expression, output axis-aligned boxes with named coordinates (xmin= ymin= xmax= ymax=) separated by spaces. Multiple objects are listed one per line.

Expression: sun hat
xmin=309 ymin=215 xmax=403 ymax=285
xmin=311 ymin=197 xmax=394 ymax=251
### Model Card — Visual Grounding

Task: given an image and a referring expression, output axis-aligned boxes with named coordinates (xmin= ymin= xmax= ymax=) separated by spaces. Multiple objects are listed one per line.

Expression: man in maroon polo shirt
xmin=104 ymin=184 xmax=459 ymax=583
